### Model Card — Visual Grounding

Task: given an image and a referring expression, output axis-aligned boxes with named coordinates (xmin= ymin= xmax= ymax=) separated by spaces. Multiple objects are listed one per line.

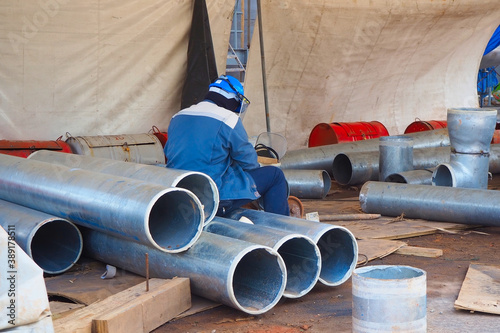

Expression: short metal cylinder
xmin=83 ymin=230 xmax=287 ymax=315
xmin=29 ymin=150 xmax=219 ymax=224
xmin=282 ymin=169 xmax=331 ymax=199
xmin=379 ymin=136 xmax=414 ymax=182
xmin=352 ymin=265 xmax=427 ymax=333
xmin=205 ymin=217 xmax=321 ymax=298
xmin=66 ymin=133 xmax=165 ymax=164
xmin=360 ymin=181 xmax=500 ymax=226
xmin=0 ymin=154 xmax=204 ymax=253
xmin=385 ymin=169 xmax=434 ymax=185
xmin=227 ymin=208 xmax=358 ymax=286
xmin=0 ymin=200 xmax=82 ymax=274
xmin=432 ymin=154 xmax=490 ymax=189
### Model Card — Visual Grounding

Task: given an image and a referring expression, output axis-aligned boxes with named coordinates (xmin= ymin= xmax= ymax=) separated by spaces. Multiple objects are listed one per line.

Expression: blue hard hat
xmin=209 ymin=75 xmax=245 ymax=98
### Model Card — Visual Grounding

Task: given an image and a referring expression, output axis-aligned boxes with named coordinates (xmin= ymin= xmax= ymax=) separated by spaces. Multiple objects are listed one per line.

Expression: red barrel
xmin=404 ymin=120 xmax=447 ymax=134
xmin=308 ymin=121 xmax=389 ymax=147
xmin=0 ymin=139 xmax=73 ymax=158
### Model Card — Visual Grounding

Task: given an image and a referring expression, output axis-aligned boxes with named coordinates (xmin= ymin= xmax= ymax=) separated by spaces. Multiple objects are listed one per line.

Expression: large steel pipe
xmin=83 ymin=229 xmax=286 ymax=315
xmin=282 ymin=169 xmax=331 ymax=199
xmin=378 ymin=136 xmax=413 ymax=182
xmin=360 ymin=181 xmax=500 ymax=226
xmin=227 ymin=208 xmax=358 ymax=287
xmin=0 ymin=199 xmax=82 ymax=274
xmin=281 ymin=128 xmax=449 ymax=174
xmin=0 ymin=154 xmax=204 ymax=253
xmin=29 ymin=150 xmax=219 ymax=224
xmin=205 ymin=217 xmax=321 ymax=298
xmin=432 ymin=108 xmax=498 ymax=189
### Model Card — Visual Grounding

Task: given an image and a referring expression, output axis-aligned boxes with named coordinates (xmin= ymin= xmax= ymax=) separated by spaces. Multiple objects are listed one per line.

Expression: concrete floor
xmin=158 ymin=181 xmax=500 ymax=333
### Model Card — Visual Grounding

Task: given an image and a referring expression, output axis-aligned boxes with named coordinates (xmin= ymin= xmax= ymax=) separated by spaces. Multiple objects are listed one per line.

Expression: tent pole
xmin=256 ymin=0 xmax=271 ymax=132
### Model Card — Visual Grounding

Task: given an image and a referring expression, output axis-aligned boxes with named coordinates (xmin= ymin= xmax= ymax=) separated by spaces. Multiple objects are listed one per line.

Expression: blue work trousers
xmin=217 ymin=166 xmax=290 ymax=217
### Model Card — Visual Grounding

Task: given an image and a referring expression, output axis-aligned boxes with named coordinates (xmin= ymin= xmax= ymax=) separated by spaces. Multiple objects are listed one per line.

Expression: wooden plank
xmin=53 ymin=278 xmax=190 ymax=333
xmin=320 ymin=213 xmax=381 ymax=221
xmin=356 ymin=238 xmax=406 ymax=265
xmin=50 ymin=301 xmax=85 ymax=320
xmin=454 ymin=264 xmax=500 ymax=315
xmin=395 ymin=245 xmax=443 ymax=258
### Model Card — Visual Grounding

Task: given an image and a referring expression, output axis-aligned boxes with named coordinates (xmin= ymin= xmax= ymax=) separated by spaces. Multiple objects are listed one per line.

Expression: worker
xmin=165 ymin=74 xmax=290 ymax=216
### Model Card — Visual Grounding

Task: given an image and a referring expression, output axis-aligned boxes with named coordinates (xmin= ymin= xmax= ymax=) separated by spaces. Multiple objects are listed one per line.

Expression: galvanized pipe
xmin=281 ymin=128 xmax=450 ymax=174
xmin=83 ymin=229 xmax=287 ymax=315
xmin=360 ymin=181 xmax=500 ymax=226
xmin=432 ymin=108 xmax=498 ymax=189
xmin=282 ymin=169 xmax=331 ymax=199
xmin=227 ymin=208 xmax=358 ymax=287
xmin=205 ymin=217 xmax=321 ymax=298
xmin=332 ymin=147 xmax=451 ymax=186
xmin=29 ymin=150 xmax=219 ymax=224
xmin=378 ymin=136 xmax=414 ymax=182
xmin=0 ymin=199 xmax=82 ymax=274
xmin=385 ymin=169 xmax=435 ymax=185
xmin=0 ymin=154 xmax=204 ymax=253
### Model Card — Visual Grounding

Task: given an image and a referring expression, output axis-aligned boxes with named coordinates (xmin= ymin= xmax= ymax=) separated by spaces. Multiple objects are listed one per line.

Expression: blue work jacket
xmin=165 ymin=101 xmax=261 ymax=201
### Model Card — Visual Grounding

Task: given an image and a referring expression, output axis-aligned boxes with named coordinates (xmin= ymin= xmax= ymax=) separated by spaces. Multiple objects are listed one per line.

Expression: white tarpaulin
xmin=0 ymin=0 xmax=234 ymax=140
xmin=243 ymin=0 xmax=500 ymax=149
xmin=1 ymin=0 xmax=500 ymax=150
xmin=0 ymin=226 xmax=53 ymax=331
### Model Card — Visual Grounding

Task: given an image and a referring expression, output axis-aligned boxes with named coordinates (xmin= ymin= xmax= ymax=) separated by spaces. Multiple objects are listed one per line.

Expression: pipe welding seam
xmin=205 ymin=217 xmax=321 ymax=298
xmin=227 ymin=208 xmax=358 ymax=287
xmin=0 ymin=154 xmax=204 ymax=253
xmin=83 ymin=229 xmax=287 ymax=315
xmin=29 ymin=150 xmax=219 ymax=224
xmin=0 ymin=199 xmax=82 ymax=274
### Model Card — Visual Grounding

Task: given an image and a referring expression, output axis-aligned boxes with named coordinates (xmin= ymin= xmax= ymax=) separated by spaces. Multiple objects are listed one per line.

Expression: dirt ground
xmin=157 ymin=182 xmax=500 ymax=333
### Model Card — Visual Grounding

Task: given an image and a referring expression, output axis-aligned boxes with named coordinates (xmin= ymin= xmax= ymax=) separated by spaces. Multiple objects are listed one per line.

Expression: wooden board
xmin=53 ymin=278 xmax=191 ymax=333
xmin=454 ymin=264 xmax=500 ymax=315
xmin=395 ymin=245 xmax=443 ymax=258
xmin=333 ymin=218 xmax=472 ymax=240
xmin=356 ymin=238 xmax=406 ymax=265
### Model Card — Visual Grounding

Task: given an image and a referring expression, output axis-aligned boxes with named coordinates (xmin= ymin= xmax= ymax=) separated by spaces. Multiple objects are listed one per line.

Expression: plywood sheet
xmin=455 ymin=264 xmax=500 ymax=315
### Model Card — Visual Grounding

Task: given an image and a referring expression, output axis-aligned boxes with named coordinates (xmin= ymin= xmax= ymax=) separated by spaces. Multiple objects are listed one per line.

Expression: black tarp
xmin=180 ymin=0 xmax=219 ymax=109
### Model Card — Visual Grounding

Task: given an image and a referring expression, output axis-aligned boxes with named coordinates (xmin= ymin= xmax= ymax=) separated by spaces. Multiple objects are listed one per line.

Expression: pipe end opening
xmin=332 ymin=154 xmax=353 ymax=185
xmin=31 ymin=220 xmax=83 ymax=274
xmin=232 ymin=247 xmax=286 ymax=314
xmin=149 ymin=190 xmax=204 ymax=252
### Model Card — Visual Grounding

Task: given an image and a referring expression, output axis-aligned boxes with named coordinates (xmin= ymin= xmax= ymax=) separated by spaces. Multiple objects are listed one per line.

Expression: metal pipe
xmin=0 ymin=199 xmax=82 ymax=274
xmin=332 ymin=147 xmax=451 ymax=186
xmin=385 ymin=169 xmax=435 ymax=185
xmin=29 ymin=150 xmax=219 ymax=224
xmin=0 ymin=154 xmax=204 ymax=253
xmin=205 ymin=217 xmax=321 ymax=298
xmin=360 ymin=181 xmax=500 ymax=226
xmin=378 ymin=136 xmax=413 ymax=182
xmin=282 ymin=169 xmax=331 ymax=199
xmin=226 ymin=208 xmax=358 ymax=287
xmin=334 ymin=145 xmax=500 ymax=186
xmin=432 ymin=154 xmax=490 ymax=188
xmin=83 ymin=229 xmax=287 ymax=315
xmin=281 ymin=128 xmax=450 ymax=174
xmin=432 ymin=108 xmax=498 ymax=189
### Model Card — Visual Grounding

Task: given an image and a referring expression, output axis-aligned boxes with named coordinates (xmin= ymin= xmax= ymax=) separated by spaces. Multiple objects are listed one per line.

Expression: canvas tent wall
xmin=1 ymin=0 xmax=500 ymax=150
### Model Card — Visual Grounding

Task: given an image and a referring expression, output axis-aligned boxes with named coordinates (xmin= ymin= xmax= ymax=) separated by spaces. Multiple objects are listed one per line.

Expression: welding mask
xmin=209 ymin=75 xmax=250 ymax=119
